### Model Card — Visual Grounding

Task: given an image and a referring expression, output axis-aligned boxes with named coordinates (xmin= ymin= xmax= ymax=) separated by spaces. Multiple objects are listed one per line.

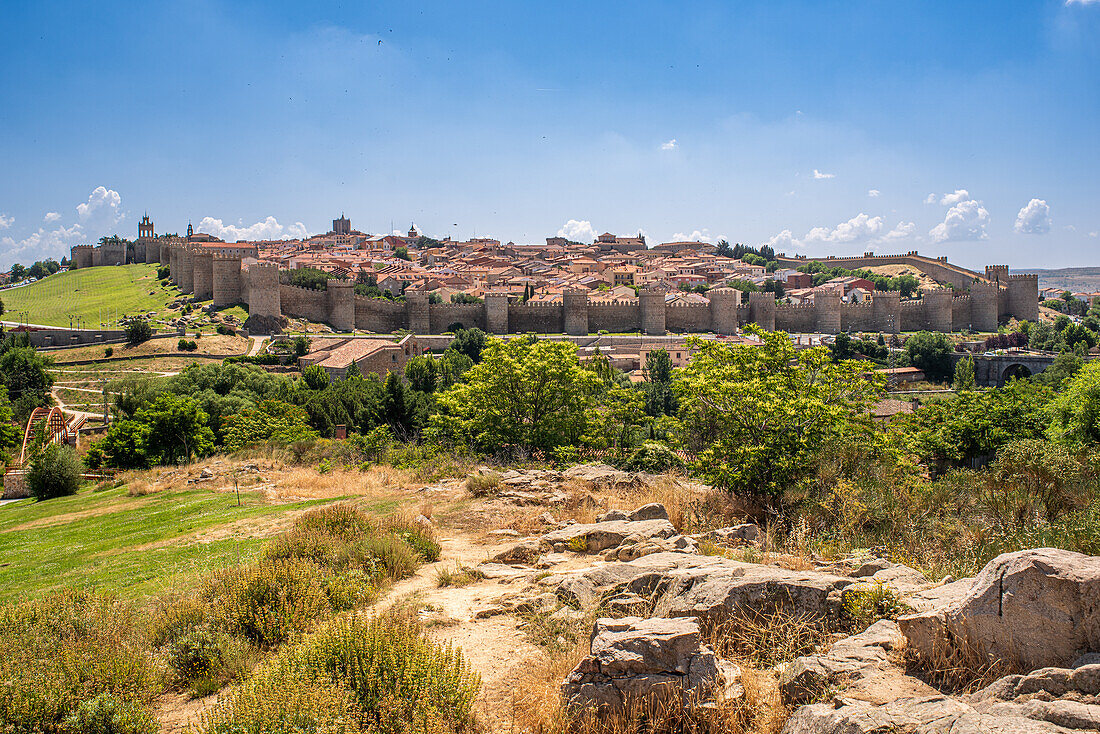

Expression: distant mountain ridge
xmin=1018 ymin=266 xmax=1100 ymax=293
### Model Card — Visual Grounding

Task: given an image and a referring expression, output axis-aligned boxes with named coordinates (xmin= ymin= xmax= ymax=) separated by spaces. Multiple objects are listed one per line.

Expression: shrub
xmin=360 ymin=534 xmax=420 ymax=579
xmin=104 ymin=347 xmax=113 ymax=358
xmin=295 ymin=504 xmax=375 ymax=541
xmin=386 ymin=517 xmax=441 ymax=562
xmin=842 ymin=582 xmax=910 ymax=630
xmin=61 ymin=692 xmax=157 ymax=734
xmin=619 ymin=443 xmax=684 ymax=473
xmin=27 ymin=443 xmax=83 ymax=500
xmin=157 ymin=266 xmax=170 ymax=280
xmin=198 ymin=668 xmax=359 ymax=734
xmin=0 ymin=591 xmax=160 ymax=733
xmin=271 ymin=612 xmax=480 ymax=734
xmin=215 ymin=324 xmax=235 ymax=336
xmin=123 ymin=317 xmax=153 ymax=346
xmin=464 ymin=471 xmax=501 ymax=497
xmin=177 ymin=339 xmax=198 ymax=352
xmin=203 ymin=560 xmax=331 ymax=648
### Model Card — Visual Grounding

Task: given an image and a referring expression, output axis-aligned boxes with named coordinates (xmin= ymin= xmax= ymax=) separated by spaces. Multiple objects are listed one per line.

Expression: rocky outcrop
xmin=541 ymin=518 xmax=678 ymax=554
xmin=690 ymin=523 xmax=762 ymax=546
xmin=551 ymin=551 xmax=854 ymax=624
xmin=900 ymin=548 xmax=1100 ymax=672
xmin=561 ymin=616 xmax=742 ymax=712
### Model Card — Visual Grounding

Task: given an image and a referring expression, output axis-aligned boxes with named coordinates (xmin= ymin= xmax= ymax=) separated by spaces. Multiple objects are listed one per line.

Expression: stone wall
xmin=212 ymin=257 xmax=242 ymax=306
xmin=665 ymin=302 xmax=711 ymax=333
xmin=354 ymin=296 xmax=408 ymax=333
xmin=588 ymin=301 xmax=642 ymax=333
xmin=279 ymin=283 xmax=328 ymax=323
xmin=508 ymin=302 xmax=564 ymax=333
xmin=192 ymin=252 xmax=214 ymax=300
xmin=429 ymin=303 xmax=485 ymax=333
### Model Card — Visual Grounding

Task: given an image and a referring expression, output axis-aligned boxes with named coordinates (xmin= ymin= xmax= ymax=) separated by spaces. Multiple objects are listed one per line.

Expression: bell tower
xmin=138 ymin=213 xmax=154 ymax=239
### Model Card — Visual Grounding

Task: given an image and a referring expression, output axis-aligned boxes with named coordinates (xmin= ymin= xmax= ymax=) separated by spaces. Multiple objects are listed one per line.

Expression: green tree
xmin=301 ymin=364 xmax=331 ymax=391
xmin=134 ymin=394 xmax=215 ymax=464
xmin=0 ymin=397 xmax=21 ymax=463
xmin=223 ymin=400 xmax=319 ymax=451
xmin=675 ymin=326 xmax=884 ymax=500
xmin=26 ymin=444 xmax=83 ymax=500
xmin=381 ymin=372 xmax=413 ymax=436
xmin=123 ymin=317 xmax=153 ymax=345
xmin=9 ymin=264 xmax=25 ymax=282
xmin=432 ymin=338 xmax=599 ymax=453
xmin=99 ymin=420 xmax=152 ymax=469
xmin=394 ymin=246 xmax=410 ymax=261
xmin=642 ymin=349 xmax=676 ymax=417
xmin=904 ymin=380 xmax=1051 ymax=469
xmin=292 ymin=336 xmax=311 ymax=357
xmin=437 ymin=350 xmax=474 ymax=390
xmin=449 ymin=328 xmax=487 ymax=363
xmin=585 ymin=385 xmax=648 ymax=453
xmin=344 ymin=360 xmax=362 ymax=380
xmin=953 ymin=354 xmax=976 ymax=392
xmin=1048 ymin=361 xmax=1100 ymax=446
xmin=905 ymin=331 xmax=954 ymax=382
xmin=0 ymin=347 xmax=54 ymax=415
xmin=984 ymin=439 xmax=1088 ymax=527
xmin=405 ymin=355 xmax=439 ymax=393
xmin=1037 ymin=350 xmax=1083 ymax=388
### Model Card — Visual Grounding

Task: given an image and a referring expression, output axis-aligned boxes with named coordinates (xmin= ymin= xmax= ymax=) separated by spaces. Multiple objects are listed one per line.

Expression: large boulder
xmin=900 ymin=548 xmax=1100 ymax=672
xmin=552 ymin=551 xmax=854 ymax=624
xmin=541 ymin=518 xmax=678 ymax=554
xmin=563 ymin=463 xmax=638 ymax=491
xmin=561 ymin=616 xmax=741 ymax=712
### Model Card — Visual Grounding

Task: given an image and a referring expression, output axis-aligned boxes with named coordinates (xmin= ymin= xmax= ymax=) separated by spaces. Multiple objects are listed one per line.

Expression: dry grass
xmin=907 ymin=628 xmax=1023 ymax=694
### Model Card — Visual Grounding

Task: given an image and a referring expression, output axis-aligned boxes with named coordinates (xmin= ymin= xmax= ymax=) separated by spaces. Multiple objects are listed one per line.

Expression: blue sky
xmin=1 ymin=0 xmax=1098 ymax=269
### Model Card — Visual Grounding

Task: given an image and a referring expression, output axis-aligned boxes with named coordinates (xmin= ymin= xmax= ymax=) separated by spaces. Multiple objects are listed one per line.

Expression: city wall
xmin=140 ymin=248 xmax=1040 ymax=336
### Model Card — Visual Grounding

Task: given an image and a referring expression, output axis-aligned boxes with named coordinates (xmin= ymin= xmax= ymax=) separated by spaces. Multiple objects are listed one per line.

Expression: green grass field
xmin=0 ymin=264 xmax=180 ymax=328
xmin=0 ymin=485 xmax=336 ymax=603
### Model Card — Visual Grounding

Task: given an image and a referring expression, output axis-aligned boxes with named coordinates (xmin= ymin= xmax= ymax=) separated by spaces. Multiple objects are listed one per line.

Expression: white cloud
xmin=761 ymin=214 xmax=916 ymax=253
xmin=671 ymin=229 xmax=714 ymax=243
xmin=1064 ymin=225 xmax=1077 ymax=232
xmin=556 ymin=219 xmax=597 ymax=243
xmin=1066 ymin=0 xmax=1100 ymax=5
xmin=196 ymin=216 xmax=309 ymax=241
xmin=0 ymin=214 xmax=12 ymax=230
xmin=760 ymin=229 xmax=798 ymax=252
xmin=867 ymin=189 xmax=880 ymax=198
xmin=1 ymin=223 xmax=85 ymax=268
xmin=930 ymin=199 xmax=990 ymax=242
xmin=924 ymin=193 xmax=937 ymax=204
xmin=812 ymin=169 xmax=835 ymax=180
xmin=660 ymin=139 xmax=678 ymax=151
xmin=43 ymin=212 xmax=60 ymax=223
xmin=940 ymin=189 xmax=971 ymax=206
xmin=1014 ymin=198 xmax=1052 ymax=235
xmin=1091 ymin=231 xmax=1099 ymax=238
xmin=76 ymin=186 xmax=123 ymax=233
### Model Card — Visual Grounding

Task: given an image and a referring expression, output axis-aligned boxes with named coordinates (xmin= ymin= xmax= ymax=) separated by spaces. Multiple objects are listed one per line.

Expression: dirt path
xmin=157 ymin=530 xmax=559 ymax=734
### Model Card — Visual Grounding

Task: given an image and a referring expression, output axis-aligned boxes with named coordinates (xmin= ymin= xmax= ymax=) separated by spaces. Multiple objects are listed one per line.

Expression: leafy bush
xmin=123 ymin=317 xmax=153 ymax=346
xmin=104 ymin=347 xmax=113 ymax=358
xmin=619 ymin=443 xmax=684 ymax=473
xmin=215 ymin=324 xmax=235 ymax=336
xmin=199 ymin=668 xmax=359 ymax=734
xmin=360 ymin=534 xmax=420 ymax=579
xmin=0 ymin=591 xmax=160 ymax=733
xmin=61 ymin=692 xmax=157 ymax=734
xmin=842 ymin=582 xmax=910 ymax=630
xmin=272 ymin=612 xmax=480 ymax=734
xmin=27 ymin=443 xmax=83 ymax=500
xmin=203 ymin=560 xmax=331 ymax=648
xmin=385 ymin=516 xmax=441 ymax=562
xmin=177 ymin=339 xmax=198 ymax=352
xmin=295 ymin=504 xmax=375 ymax=541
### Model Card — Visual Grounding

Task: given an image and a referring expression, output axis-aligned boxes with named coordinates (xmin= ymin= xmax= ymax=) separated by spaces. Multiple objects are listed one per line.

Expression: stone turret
xmin=563 ymin=288 xmax=589 ymax=336
xmin=70 ymin=245 xmax=93 ymax=270
xmin=212 ymin=256 xmax=242 ymax=306
xmin=639 ymin=287 xmax=667 ymax=335
xmin=192 ymin=251 xmax=214 ymax=300
xmin=484 ymin=292 xmax=509 ymax=334
xmin=326 ymin=279 xmax=355 ymax=332
xmin=168 ymin=244 xmax=180 ymax=283
xmin=247 ymin=263 xmax=281 ymax=318
xmin=747 ymin=292 xmax=776 ymax=331
xmin=813 ymin=290 xmax=841 ymax=334
xmin=406 ymin=290 xmax=430 ymax=333
xmin=969 ymin=282 xmax=1000 ymax=332
xmin=1006 ymin=274 xmax=1039 ymax=323
xmin=871 ymin=291 xmax=901 ymax=334
xmin=145 ymin=238 xmax=161 ymax=264
xmin=707 ymin=287 xmax=740 ymax=335
xmin=923 ymin=289 xmax=954 ymax=332
xmin=178 ymin=247 xmax=194 ymax=294
xmin=159 ymin=240 xmax=171 ymax=266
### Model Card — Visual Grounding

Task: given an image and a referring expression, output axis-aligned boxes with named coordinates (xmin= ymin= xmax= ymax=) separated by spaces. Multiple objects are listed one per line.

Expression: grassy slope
xmin=0 ymin=486 xmax=335 ymax=603
xmin=1 ymin=264 xmax=180 ymax=328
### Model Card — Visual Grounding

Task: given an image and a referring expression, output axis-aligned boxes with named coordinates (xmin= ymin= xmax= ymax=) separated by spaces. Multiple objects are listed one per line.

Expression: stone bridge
xmin=950 ymin=351 xmax=1064 ymax=387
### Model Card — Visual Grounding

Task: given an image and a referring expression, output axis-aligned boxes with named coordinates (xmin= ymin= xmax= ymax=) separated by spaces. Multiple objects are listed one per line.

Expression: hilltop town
xmin=69 ymin=213 xmax=1041 ymax=339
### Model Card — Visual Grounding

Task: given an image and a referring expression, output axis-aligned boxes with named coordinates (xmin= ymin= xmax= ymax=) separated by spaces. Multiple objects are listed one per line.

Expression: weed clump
xmin=465 ymin=470 xmax=501 ymax=497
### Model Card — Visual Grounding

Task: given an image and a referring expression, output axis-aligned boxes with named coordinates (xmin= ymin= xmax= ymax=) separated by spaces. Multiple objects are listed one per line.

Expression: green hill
xmin=0 ymin=264 xmax=180 ymax=328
